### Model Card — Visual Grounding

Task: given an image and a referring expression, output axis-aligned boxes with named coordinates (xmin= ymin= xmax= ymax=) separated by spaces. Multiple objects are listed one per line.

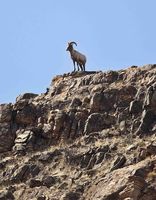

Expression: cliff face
xmin=1 ymin=65 xmax=156 ymax=200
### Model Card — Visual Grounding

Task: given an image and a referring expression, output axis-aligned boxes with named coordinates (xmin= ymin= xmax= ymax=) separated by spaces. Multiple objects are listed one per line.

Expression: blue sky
xmin=0 ymin=0 xmax=156 ymax=103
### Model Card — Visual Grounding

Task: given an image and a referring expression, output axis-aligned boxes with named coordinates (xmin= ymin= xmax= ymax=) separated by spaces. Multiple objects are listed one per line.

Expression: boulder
xmin=15 ymin=103 xmax=37 ymax=125
xmin=90 ymin=92 xmax=115 ymax=112
xmin=11 ymin=164 xmax=40 ymax=183
xmin=13 ymin=130 xmax=35 ymax=152
xmin=42 ymin=176 xmax=56 ymax=188
xmin=29 ymin=179 xmax=43 ymax=188
xmin=0 ymin=122 xmax=15 ymax=153
xmin=84 ymin=113 xmax=115 ymax=134
xmin=16 ymin=93 xmax=38 ymax=102
xmin=136 ymin=109 xmax=155 ymax=134
xmin=0 ymin=104 xmax=12 ymax=123
xmin=69 ymin=97 xmax=82 ymax=108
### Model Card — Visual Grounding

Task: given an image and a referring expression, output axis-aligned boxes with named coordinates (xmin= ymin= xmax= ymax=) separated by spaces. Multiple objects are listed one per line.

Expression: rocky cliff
xmin=1 ymin=65 xmax=156 ymax=200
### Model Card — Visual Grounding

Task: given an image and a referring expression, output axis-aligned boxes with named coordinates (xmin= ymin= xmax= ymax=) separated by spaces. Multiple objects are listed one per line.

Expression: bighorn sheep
xmin=66 ymin=41 xmax=86 ymax=72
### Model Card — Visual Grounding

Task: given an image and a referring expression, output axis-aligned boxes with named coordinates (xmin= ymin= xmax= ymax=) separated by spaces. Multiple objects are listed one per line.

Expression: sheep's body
xmin=66 ymin=42 xmax=86 ymax=72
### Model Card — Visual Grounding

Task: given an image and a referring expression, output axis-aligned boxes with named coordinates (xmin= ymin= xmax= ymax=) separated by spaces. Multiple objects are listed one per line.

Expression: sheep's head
xmin=66 ymin=41 xmax=77 ymax=51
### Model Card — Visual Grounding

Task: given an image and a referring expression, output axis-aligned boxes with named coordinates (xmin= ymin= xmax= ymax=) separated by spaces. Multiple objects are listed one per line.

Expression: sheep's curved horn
xmin=69 ymin=41 xmax=77 ymax=46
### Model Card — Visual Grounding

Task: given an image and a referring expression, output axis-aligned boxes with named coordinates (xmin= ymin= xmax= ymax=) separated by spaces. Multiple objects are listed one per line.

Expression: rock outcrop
xmin=1 ymin=65 xmax=156 ymax=199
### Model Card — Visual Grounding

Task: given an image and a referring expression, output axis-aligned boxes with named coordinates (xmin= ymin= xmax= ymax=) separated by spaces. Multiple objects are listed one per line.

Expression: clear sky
xmin=0 ymin=0 xmax=156 ymax=103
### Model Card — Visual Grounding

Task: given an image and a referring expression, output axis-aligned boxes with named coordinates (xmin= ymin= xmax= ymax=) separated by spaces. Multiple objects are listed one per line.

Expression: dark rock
xmin=16 ymin=93 xmax=38 ymax=102
xmin=29 ymin=178 xmax=43 ymax=188
xmin=42 ymin=176 xmax=56 ymax=188
xmin=13 ymin=99 xmax=29 ymax=112
xmin=0 ymin=189 xmax=14 ymax=200
xmin=95 ymin=152 xmax=105 ymax=164
xmin=106 ymin=70 xmax=119 ymax=83
xmin=29 ymin=175 xmax=57 ymax=188
xmin=11 ymin=164 xmax=30 ymax=183
xmin=84 ymin=113 xmax=115 ymax=134
xmin=0 ymin=104 xmax=12 ymax=123
xmin=90 ymin=92 xmax=115 ymax=112
xmin=69 ymin=98 xmax=82 ymax=108
xmin=62 ymin=191 xmax=81 ymax=200
xmin=87 ymin=154 xmax=97 ymax=169
xmin=129 ymin=100 xmax=142 ymax=114
xmin=137 ymin=143 xmax=156 ymax=161
xmin=15 ymin=103 xmax=37 ymax=125
xmin=136 ymin=109 xmax=155 ymax=134
xmin=0 ymin=161 xmax=6 ymax=169
xmin=111 ymin=155 xmax=126 ymax=171
xmin=0 ymin=123 xmax=15 ymax=153
xmin=135 ymin=87 xmax=146 ymax=101
xmin=118 ymin=85 xmax=137 ymax=107
xmin=146 ymin=144 xmax=156 ymax=155
xmin=80 ymin=153 xmax=92 ymax=168
xmin=29 ymin=164 xmax=40 ymax=177
xmin=11 ymin=164 xmax=40 ymax=183
xmin=37 ymin=196 xmax=46 ymax=200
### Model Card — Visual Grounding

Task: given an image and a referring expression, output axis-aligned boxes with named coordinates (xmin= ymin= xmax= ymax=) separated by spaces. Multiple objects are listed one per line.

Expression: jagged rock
xmin=135 ymin=87 xmax=146 ymax=101
xmin=87 ymin=154 xmax=97 ymax=169
xmin=29 ymin=178 xmax=43 ymax=188
xmin=137 ymin=143 xmax=156 ymax=161
xmin=38 ymin=149 xmax=62 ymax=163
xmin=69 ymin=97 xmax=82 ymax=108
xmin=143 ymin=84 xmax=156 ymax=110
xmin=95 ymin=152 xmax=105 ymax=164
xmin=13 ymin=130 xmax=36 ymax=152
xmin=129 ymin=100 xmax=142 ymax=114
xmin=90 ymin=91 xmax=115 ymax=112
xmin=53 ymin=111 xmax=67 ymax=138
xmin=11 ymin=164 xmax=30 ymax=183
xmin=118 ymin=85 xmax=137 ymax=107
xmin=29 ymin=176 xmax=57 ymax=188
xmin=0 ymin=123 xmax=15 ymax=152
xmin=0 ymin=189 xmax=14 ymax=200
xmin=128 ymin=175 xmax=147 ymax=200
xmin=0 ymin=104 xmax=12 ymax=123
xmin=84 ymin=113 xmax=115 ymax=134
xmin=15 ymin=103 xmax=37 ymax=125
xmin=136 ymin=109 xmax=155 ymax=134
xmin=146 ymin=143 xmax=156 ymax=155
xmin=10 ymin=164 xmax=40 ymax=183
xmin=1 ymin=66 xmax=156 ymax=199
xmin=16 ymin=93 xmax=38 ymax=102
xmin=116 ymin=107 xmax=129 ymax=124
xmin=110 ymin=155 xmax=126 ymax=171
xmin=61 ymin=191 xmax=81 ymax=200
xmin=85 ymin=157 xmax=154 ymax=200
xmin=42 ymin=176 xmax=56 ymax=188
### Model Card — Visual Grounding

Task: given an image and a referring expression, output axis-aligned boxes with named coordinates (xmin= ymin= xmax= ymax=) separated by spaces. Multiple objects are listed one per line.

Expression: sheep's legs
xmin=79 ymin=63 xmax=83 ymax=71
xmin=73 ymin=60 xmax=76 ymax=72
xmin=83 ymin=64 xmax=85 ymax=71
xmin=77 ymin=63 xmax=81 ymax=71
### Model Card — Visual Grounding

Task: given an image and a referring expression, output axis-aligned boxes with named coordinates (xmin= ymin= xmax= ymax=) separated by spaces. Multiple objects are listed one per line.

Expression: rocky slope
xmin=1 ymin=64 xmax=156 ymax=200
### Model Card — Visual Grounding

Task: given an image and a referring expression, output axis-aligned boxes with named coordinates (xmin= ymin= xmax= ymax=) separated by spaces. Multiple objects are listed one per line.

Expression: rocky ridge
xmin=1 ymin=65 xmax=156 ymax=199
